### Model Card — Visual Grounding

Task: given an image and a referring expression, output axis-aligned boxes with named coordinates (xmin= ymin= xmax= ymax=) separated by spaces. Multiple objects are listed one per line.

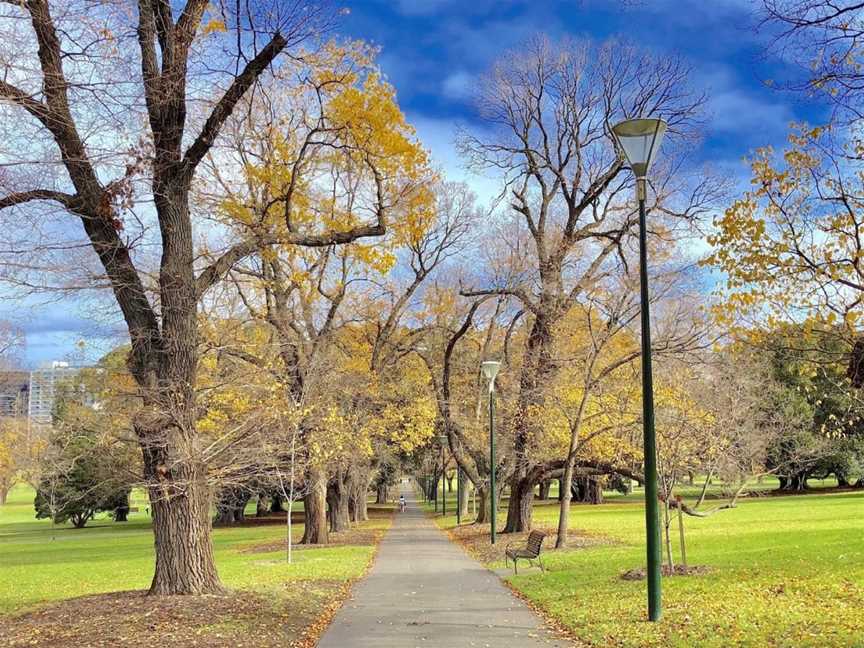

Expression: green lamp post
xmin=480 ymin=360 xmax=501 ymax=544
xmin=611 ymin=117 xmax=667 ymax=622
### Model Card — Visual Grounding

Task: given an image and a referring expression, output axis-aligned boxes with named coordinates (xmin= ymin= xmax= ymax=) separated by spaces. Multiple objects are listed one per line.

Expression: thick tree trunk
xmin=357 ymin=489 xmax=368 ymax=521
xmin=376 ymin=483 xmax=388 ymax=504
xmin=145 ymin=456 xmax=222 ymax=594
xmin=0 ymin=486 xmax=8 ymax=506
xmin=137 ymin=178 xmax=223 ymax=596
xmin=301 ymin=467 xmax=328 ymax=545
xmin=474 ymin=485 xmax=490 ymax=524
xmin=558 ymin=477 xmax=564 ymax=501
xmin=327 ymin=470 xmax=350 ymax=533
xmin=214 ymin=507 xmax=235 ymax=525
xmin=538 ymin=480 xmax=551 ymax=500
xmin=114 ymin=504 xmax=129 ymax=522
xmin=348 ymin=470 xmax=367 ymax=523
xmin=256 ymin=495 xmax=269 ymax=517
xmin=505 ymin=311 xmax=554 ymax=533
xmin=571 ymin=476 xmax=603 ymax=504
xmin=214 ymin=488 xmax=248 ymax=525
xmin=350 ymin=472 xmax=369 ymax=522
xmin=503 ymin=477 xmax=534 ymax=533
xmin=234 ymin=495 xmax=248 ymax=523
xmin=458 ymin=479 xmax=469 ymax=519
xmin=446 ymin=473 xmax=455 ymax=493
xmin=778 ymin=472 xmax=808 ymax=492
xmin=270 ymin=495 xmax=285 ymax=513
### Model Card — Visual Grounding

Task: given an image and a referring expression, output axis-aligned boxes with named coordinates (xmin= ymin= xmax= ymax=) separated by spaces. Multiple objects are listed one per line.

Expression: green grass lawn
xmin=0 ymin=483 xmax=387 ymax=616
xmin=431 ymin=483 xmax=864 ymax=647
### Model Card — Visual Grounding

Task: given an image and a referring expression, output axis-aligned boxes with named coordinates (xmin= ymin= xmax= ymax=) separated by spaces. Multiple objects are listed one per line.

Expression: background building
xmin=0 ymin=362 xmax=88 ymax=424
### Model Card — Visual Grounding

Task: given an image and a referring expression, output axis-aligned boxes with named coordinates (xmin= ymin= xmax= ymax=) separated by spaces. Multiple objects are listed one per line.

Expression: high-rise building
xmin=0 ymin=371 xmax=29 ymax=417
xmin=0 ymin=362 xmax=89 ymax=424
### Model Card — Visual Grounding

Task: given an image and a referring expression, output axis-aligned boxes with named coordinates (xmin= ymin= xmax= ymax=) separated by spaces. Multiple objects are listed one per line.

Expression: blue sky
xmin=340 ymin=0 xmax=824 ymax=182
xmin=13 ymin=0 xmax=827 ymax=367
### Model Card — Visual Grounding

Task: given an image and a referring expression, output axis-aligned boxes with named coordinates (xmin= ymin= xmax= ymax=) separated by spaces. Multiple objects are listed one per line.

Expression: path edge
xmin=291 ymin=509 xmax=395 ymax=648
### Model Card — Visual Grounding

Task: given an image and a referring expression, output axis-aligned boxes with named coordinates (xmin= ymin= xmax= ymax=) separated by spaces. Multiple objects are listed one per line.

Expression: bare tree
xmin=459 ymin=35 xmax=714 ymax=532
xmin=759 ymin=0 xmax=864 ymax=123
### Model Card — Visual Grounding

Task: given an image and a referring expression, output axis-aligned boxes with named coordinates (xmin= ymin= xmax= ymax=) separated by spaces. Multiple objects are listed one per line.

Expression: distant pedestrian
xmin=399 ymin=495 xmax=406 ymax=512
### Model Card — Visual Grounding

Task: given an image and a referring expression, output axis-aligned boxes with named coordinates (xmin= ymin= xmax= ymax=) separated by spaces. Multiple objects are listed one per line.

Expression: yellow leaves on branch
xmin=702 ymin=122 xmax=864 ymax=329
xmin=201 ymin=18 xmax=227 ymax=36
xmin=219 ymin=39 xmax=435 ymax=274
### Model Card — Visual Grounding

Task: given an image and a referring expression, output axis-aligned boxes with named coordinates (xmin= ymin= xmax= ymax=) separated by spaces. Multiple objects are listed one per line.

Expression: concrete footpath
xmin=316 ymin=485 xmax=569 ymax=648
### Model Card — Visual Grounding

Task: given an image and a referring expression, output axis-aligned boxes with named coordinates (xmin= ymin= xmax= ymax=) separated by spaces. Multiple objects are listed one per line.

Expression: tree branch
xmin=0 ymin=189 xmax=76 ymax=210
xmin=182 ymin=31 xmax=288 ymax=176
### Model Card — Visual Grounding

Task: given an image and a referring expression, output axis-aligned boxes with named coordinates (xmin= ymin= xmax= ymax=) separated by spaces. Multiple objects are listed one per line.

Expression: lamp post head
xmin=611 ymin=118 xmax=667 ymax=182
xmin=480 ymin=360 xmax=501 ymax=393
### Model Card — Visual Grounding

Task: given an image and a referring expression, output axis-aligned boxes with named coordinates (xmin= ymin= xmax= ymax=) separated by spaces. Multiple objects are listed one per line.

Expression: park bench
xmin=504 ymin=530 xmax=546 ymax=574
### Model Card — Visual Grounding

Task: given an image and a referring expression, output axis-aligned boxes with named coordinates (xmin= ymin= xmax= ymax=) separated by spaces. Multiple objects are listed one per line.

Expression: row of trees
xmin=1 ymin=0 xmax=863 ymax=597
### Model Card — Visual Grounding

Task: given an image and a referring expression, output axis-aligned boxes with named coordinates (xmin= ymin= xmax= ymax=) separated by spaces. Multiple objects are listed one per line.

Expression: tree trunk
xmin=214 ymin=488 xmax=247 ymax=526
xmin=349 ymin=490 xmax=358 ymax=523
xmin=301 ymin=466 xmax=328 ymax=545
xmin=146 ymin=462 xmax=222 ymax=594
xmin=234 ymin=497 xmax=247 ymax=523
xmin=458 ymin=479 xmax=469 ymax=519
xmin=446 ymin=473 xmax=455 ymax=492
xmin=71 ymin=511 xmax=91 ymax=528
xmin=836 ymin=473 xmax=850 ymax=488
xmin=663 ymin=498 xmax=674 ymax=569
xmin=114 ymin=504 xmax=129 ymax=522
xmin=779 ymin=472 xmax=808 ymax=491
xmin=327 ymin=470 xmax=350 ymax=533
xmin=538 ymin=480 xmax=551 ymax=500
xmin=352 ymin=473 xmax=369 ymax=521
xmin=572 ymin=476 xmax=603 ymax=504
xmin=270 ymin=495 xmax=285 ymax=513
xmin=376 ymin=483 xmax=388 ymax=504
xmin=0 ymin=486 xmax=8 ymax=505
xmin=474 ymin=485 xmax=490 ymax=524
xmin=138 ymin=404 xmax=224 ymax=595
xmin=255 ymin=494 xmax=270 ymax=517
xmin=556 ymin=461 xmax=575 ymax=548
xmin=503 ymin=477 xmax=534 ymax=533
xmin=558 ymin=477 xmax=564 ymax=501
xmin=214 ymin=507 xmax=235 ymax=526
xmin=348 ymin=470 xmax=367 ymax=523
xmin=792 ymin=472 xmax=808 ymax=491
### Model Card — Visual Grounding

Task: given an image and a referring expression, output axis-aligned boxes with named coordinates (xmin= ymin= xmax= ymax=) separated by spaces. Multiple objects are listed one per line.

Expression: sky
xmin=10 ymin=0 xmax=828 ymax=367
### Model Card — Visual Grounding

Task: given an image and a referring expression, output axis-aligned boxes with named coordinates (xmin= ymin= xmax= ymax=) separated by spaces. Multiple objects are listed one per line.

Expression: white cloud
xmin=698 ymin=66 xmax=796 ymax=143
xmin=408 ymin=114 xmax=503 ymax=206
xmin=441 ymin=71 xmax=474 ymax=101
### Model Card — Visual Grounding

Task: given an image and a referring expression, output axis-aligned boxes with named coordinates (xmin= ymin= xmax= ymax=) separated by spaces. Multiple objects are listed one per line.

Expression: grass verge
xmin=433 ymin=487 xmax=864 ymax=647
xmin=0 ymin=484 xmax=392 ymax=648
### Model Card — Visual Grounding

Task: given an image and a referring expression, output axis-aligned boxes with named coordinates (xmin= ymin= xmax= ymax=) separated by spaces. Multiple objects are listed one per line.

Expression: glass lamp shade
xmin=611 ymin=118 xmax=667 ymax=179
xmin=480 ymin=360 xmax=501 ymax=382
xmin=481 ymin=360 xmax=501 ymax=392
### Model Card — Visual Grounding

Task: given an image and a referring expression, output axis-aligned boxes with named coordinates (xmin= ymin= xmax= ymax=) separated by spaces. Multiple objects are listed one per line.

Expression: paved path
xmin=317 ymin=485 xmax=568 ymax=648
